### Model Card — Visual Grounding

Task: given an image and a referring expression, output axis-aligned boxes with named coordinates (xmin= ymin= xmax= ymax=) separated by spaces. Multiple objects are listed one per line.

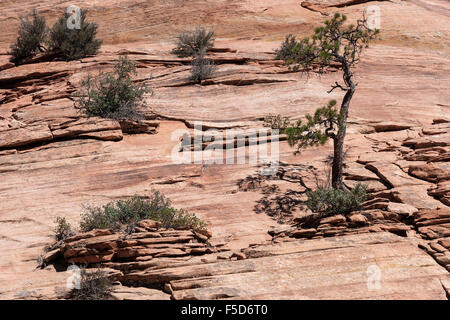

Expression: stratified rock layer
xmin=0 ymin=0 xmax=449 ymax=300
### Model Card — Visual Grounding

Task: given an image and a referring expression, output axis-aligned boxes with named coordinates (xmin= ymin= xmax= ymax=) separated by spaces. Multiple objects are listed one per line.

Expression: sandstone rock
xmin=119 ymin=120 xmax=159 ymax=134
xmin=42 ymin=249 xmax=61 ymax=264
xmin=167 ymin=233 xmax=448 ymax=300
xmin=429 ymin=242 xmax=447 ymax=253
xmin=358 ymin=152 xmax=397 ymax=164
xmin=408 ymin=162 xmax=450 ymax=183
xmin=387 ymin=202 xmax=419 ymax=217
xmin=361 ymin=210 xmax=385 ymax=222
xmin=344 ymin=179 xmax=387 ymax=193
xmin=0 ymin=123 xmax=53 ymax=149
xmin=394 ymin=185 xmax=445 ymax=210
xmin=0 ymin=0 xmax=449 ymax=300
xmin=320 ymin=215 xmax=346 ymax=225
xmin=63 ymin=229 xmax=114 ymax=243
xmin=50 ymin=118 xmax=122 ymax=140
xmin=371 ymin=122 xmax=412 ymax=132
xmin=433 ymin=252 xmax=450 ymax=266
xmin=414 ymin=208 xmax=450 ymax=226
xmin=290 ymin=228 xmax=317 ymax=238
xmin=365 ymin=162 xmax=422 ymax=188
xmin=231 ymin=252 xmax=246 ymax=260
xmin=403 ymin=133 xmax=450 ymax=149
xmin=404 ymin=146 xmax=449 ymax=162
xmin=418 ymin=224 xmax=450 ymax=240
xmin=439 ymin=238 xmax=450 ymax=250
xmin=111 ymin=285 xmax=170 ymax=300
xmin=422 ymin=123 xmax=450 ymax=135
xmin=136 ymin=219 xmax=162 ymax=230
xmin=362 ymin=198 xmax=389 ymax=210
xmin=347 ymin=214 xmax=368 ymax=225
xmin=343 ymin=162 xmax=380 ymax=180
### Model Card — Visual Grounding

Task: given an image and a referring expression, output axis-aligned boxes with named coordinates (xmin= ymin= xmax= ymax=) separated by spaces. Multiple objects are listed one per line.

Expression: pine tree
xmin=279 ymin=13 xmax=379 ymax=190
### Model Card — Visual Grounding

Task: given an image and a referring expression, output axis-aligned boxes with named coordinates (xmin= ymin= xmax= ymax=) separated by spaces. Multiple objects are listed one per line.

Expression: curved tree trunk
xmin=331 ymin=66 xmax=355 ymax=190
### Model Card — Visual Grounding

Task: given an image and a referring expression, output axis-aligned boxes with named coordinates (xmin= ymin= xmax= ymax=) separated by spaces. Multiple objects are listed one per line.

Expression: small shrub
xmin=9 ymin=10 xmax=47 ymax=65
xmin=80 ymin=191 xmax=206 ymax=233
xmin=54 ymin=217 xmax=75 ymax=241
xmin=70 ymin=268 xmax=113 ymax=300
xmin=172 ymin=27 xmax=215 ymax=58
xmin=263 ymin=114 xmax=291 ymax=133
xmin=190 ymin=51 xmax=216 ymax=83
xmin=74 ymin=56 xmax=150 ymax=120
xmin=47 ymin=9 xmax=101 ymax=61
xmin=306 ymin=183 xmax=368 ymax=217
xmin=275 ymin=34 xmax=298 ymax=61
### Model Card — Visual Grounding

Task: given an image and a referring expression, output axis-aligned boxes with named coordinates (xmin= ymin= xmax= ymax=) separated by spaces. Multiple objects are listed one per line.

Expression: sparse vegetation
xmin=306 ymin=183 xmax=368 ymax=217
xmin=80 ymin=191 xmax=207 ymax=233
xmin=263 ymin=114 xmax=292 ymax=133
xmin=74 ymin=56 xmax=150 ymax=120
xmin=54 ymin=217 xmax=75 ymax=241
xmin=172 ymin=27 xmax=215 ymax=58
xmin=69 ymin=268 xmax=113 ymax=300
xmin=9 ymin=8 xmax=101 ymax=65
xmin=8 ymin=10 xmax=47 ymax=65
xmin=189 ymin=51 xmax=216 ymax=83
xmin=47 ymin=9 xmax=101 ymax=61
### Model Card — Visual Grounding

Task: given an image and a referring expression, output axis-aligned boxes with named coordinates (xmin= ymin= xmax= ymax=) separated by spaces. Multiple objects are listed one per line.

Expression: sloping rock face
xmin=0 ymin=0 xmax=449 ymax=299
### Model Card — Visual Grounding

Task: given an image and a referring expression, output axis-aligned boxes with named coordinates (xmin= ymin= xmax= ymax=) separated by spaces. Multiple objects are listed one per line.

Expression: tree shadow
xmin=237 ymin=162 xmax=325 ymax=223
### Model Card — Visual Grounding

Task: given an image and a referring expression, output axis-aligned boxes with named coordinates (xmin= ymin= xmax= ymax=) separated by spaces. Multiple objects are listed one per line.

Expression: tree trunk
xmin=331 ymin=67 xmax=355 ymax=190
xmin=331 ymin=133 xmax=345 ymax=190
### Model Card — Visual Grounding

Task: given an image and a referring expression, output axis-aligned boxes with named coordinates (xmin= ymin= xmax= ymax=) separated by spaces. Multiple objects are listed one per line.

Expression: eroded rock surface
xmin=0 ymin=0 xmax=449 ymax=299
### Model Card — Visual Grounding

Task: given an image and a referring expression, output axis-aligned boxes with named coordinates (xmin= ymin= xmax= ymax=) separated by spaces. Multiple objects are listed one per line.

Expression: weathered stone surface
xmin=0 ymin=0 xmax=449 ymax=300
xmin=365 ymin=162 xmax=422 ymax=188
xmin=136 ymin=219 xmax=162 ymax=230
xmin=0 ymin=123 xmax=53 ymax=149
xmin=408 ymin=162 xmax=450 ymax=183
xmin=168 ymin=233 xmax=448 ymax=300
xmin=111 ymin=285 xmax=170 ymax=300
xmin=371 ymin=122 xmax=412 ymax=133
xmin=320 ymin=215 xmax=346 ymax=225
xmin=387 ymin=202 xmax=419 ymax=217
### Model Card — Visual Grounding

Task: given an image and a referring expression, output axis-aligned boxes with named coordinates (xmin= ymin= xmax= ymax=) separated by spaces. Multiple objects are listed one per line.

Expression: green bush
xmin=9 ymin=10 xmax=47 ymax=65
xmin=47 ymin=9 xmax=101 ymax=61
xmin=74 ymin=56 xmax=150 ymax=120
xmin=70 ymin=268 xmax=113 ymax=300
xmin=80 ymin=191 xmax=206 ymax=233
xmin=190 ymin=51 xmax=216 ymax=83
xmin=275 ymin=34 xmax=299 ymax=61
xmin=172 ymin=27 xmax=215 ymax=58
xmin=54 ymin=217 xmax=75 ymax=241
xmin=306 ymin=183 xmax=368 ymax=217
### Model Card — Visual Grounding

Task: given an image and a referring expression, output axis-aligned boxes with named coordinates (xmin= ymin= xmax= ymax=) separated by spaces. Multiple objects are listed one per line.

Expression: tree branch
xmin=327 ymin=81 xmax=348 ymax=93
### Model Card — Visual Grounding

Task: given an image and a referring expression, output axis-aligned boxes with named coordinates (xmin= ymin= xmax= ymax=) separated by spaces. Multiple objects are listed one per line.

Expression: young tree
xmin=278 ymin=13 xmax=378 ymax=190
